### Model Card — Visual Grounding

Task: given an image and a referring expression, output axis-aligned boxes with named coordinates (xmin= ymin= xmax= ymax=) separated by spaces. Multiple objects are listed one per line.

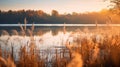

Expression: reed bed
xmin=1 ymin=21 xmax=120 ymax=67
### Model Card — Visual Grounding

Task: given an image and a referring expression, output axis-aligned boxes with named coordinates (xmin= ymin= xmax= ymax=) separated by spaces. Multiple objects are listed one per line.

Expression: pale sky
xmin=0 ymin=0 xmax=110 ymax=14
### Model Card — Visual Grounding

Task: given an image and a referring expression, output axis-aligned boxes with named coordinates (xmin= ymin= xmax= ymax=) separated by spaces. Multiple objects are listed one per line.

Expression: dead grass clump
xmin=0 ymin=30 xmax=9 ymax=36
xmin=0 ymin=54 xmax=16 ymax=67
xmin=11 ymin=30 xmax=18 ymax=35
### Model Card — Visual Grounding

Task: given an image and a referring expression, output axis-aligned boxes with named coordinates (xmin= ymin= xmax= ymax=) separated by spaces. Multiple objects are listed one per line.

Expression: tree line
xmin=0 ymin=9 xmax=119 ymax=24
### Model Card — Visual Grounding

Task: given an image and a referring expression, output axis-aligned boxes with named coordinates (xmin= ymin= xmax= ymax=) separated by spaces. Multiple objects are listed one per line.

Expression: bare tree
xmin=107 ymin=0 xmax=120 ymax=14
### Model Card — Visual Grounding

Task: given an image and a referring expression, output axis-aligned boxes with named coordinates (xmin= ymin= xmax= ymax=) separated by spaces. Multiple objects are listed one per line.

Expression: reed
xmin=1 ymin=20 xmax=120 ymax=67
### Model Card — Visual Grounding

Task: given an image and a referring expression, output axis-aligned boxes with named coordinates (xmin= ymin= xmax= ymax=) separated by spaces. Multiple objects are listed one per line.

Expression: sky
xmin=0 ymin=0 xmax=110 ymax=14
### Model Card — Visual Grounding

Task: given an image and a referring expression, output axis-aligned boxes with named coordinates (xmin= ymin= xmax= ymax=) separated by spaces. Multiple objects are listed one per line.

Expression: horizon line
xmin=0 ymin=24 xmax=120 ymax=27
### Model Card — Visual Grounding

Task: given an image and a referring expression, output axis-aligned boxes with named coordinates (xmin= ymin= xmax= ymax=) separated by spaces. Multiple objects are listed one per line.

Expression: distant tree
xmin=37 ymin=10 xmax=44 ymax=16
xmin=51 ymin=10 xmax=59 ymax=16
xmin=72 ymin=12 xmax=78 ymax=15
xmin=8 ymin=10 xmax=13 ymax=13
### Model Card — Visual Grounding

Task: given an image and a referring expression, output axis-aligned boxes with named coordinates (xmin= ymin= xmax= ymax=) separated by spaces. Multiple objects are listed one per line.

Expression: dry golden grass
xmin=0 ymin=54 xmax=16 ymax=67
xmin=0 ymin=27 xmax=120 ymax=67
xmin=1 ymin=19 xmax=120 ymax=67
xmin=66 ymin=41 xmax=83 ymax=67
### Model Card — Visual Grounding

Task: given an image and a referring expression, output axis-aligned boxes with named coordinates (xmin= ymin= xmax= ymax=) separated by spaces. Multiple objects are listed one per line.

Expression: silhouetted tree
xmin=37 ymin=10 xmax=44 ymax=16
xmin=72 ymin=12 xmax=78 ymax=15
xmin=51 ymin=10 xmax=59 ymax=16
xmin=108 ymin=0 xmax=120 ymax=14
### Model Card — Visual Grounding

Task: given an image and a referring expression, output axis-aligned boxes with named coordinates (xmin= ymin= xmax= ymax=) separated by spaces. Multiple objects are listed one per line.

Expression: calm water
xmin=0 ymin=24 xmax=120 ymax=35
